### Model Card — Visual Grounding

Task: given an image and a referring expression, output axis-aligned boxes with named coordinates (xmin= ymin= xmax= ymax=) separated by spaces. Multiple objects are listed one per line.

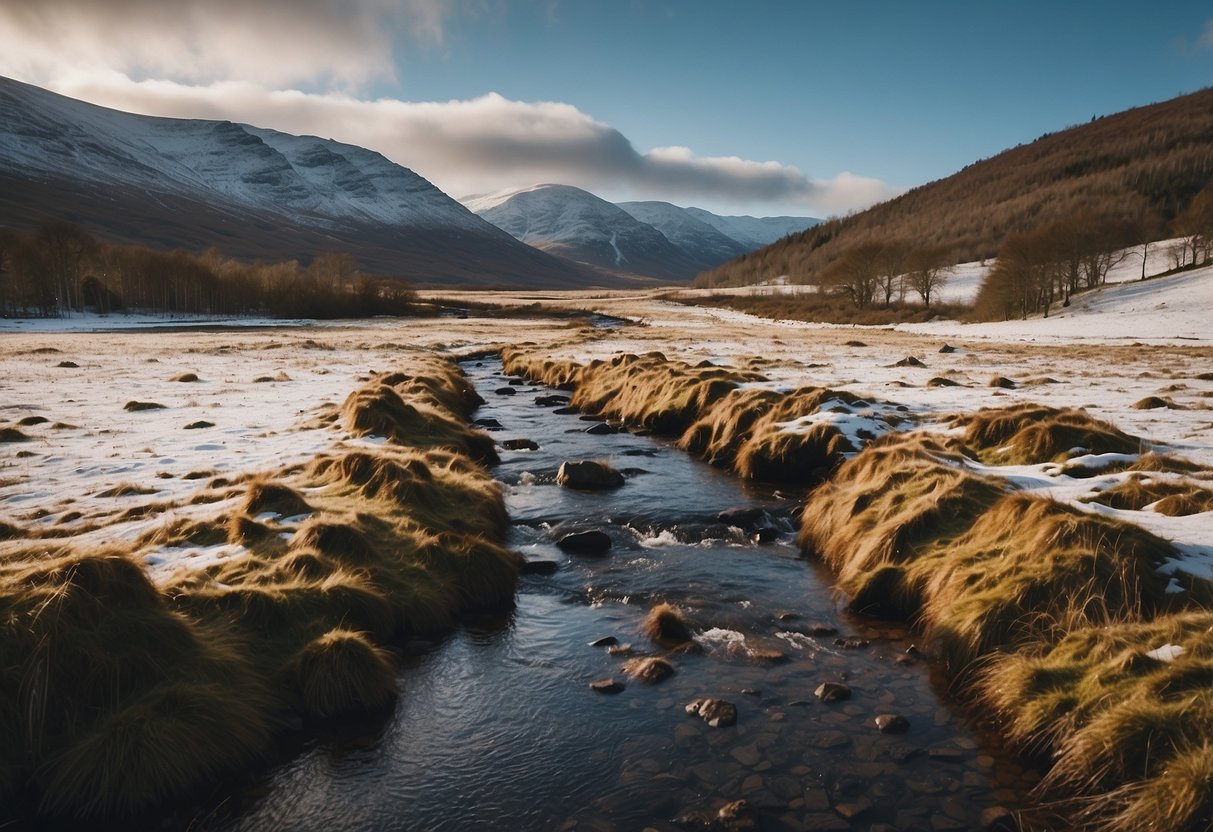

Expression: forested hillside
xmin=697 ymin=87 xmax=1213 ymax=291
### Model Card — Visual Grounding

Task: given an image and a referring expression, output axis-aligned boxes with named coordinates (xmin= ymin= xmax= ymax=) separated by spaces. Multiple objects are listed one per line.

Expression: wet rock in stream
xmin=502 ymin=438 xmax=539 ymax=450
xmin=556 ymin=459 xmax=625 ymax=489
xmin=814 ymin=682 xmax=852 ymax=703
xmin=556 ymin=529 xmax=613 ymax=555
xmin=686 ymin=698 xmax=737 ymax=728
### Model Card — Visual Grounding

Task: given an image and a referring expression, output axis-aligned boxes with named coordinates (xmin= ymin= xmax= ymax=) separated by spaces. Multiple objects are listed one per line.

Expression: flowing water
xmin=200 ymin=357 xmax=1045 ymax=832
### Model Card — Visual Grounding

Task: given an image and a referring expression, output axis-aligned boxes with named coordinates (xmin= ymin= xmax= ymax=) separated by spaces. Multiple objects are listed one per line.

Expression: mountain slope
xmin=0 ymin=76 xmax=598 ymax=288
xmin=465 ymin=184 xmax=706 ymax=281
xmin=615 ymin=201 xmax=750 ymax=267
xmin=681 ymin=207 xmax=818 ymax=250
xmin=699 ymin=87 xmax=1213 ymax=287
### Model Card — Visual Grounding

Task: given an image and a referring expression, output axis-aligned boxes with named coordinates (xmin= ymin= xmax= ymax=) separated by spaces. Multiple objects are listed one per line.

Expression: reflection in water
xmin=200 ymin=357 xmax=1045 ymax=832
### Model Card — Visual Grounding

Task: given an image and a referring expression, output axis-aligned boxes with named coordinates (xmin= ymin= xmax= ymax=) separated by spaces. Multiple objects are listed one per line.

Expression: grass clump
xmin=622 ymin=656 xmax=676 ymax=683
xmin=0 ymin=427 xmax=32 ymax=442
xmin=955 ymin=402 xmax=1140 ymax=464
xmin=123 ymin=401 xmax=165 ymax=412
xmin=980 ymin=613 xmax=1213 ymax=832
xmin=642 ymin=602 xmax=695 ymax=648
xmin=292 ymin=629 xmax=397 ymax=718
xmin=242 ymin=480 xmax=313 ymax=517
xmin=341 ymin=382 xmax=497 ymax=464
xmin=1082 ymin=475 xmax=1213 ymax=516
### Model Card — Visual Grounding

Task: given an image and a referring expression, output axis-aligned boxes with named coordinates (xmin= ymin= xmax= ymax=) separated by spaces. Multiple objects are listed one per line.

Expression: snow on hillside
xmin=616 ymin=200 xmax=748 ymax=266
xmin=0 ymin=76 xmax=484 ymax=232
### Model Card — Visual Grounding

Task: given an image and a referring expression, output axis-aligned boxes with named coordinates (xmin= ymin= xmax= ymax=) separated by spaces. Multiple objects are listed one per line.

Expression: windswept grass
xmin=953 ymin=402 xmax=1140 ymax=464
xmin=1 ymin=356 xmax=521 ymax=821
xmin=1082 ymin=475 xmax=1213 ymax=516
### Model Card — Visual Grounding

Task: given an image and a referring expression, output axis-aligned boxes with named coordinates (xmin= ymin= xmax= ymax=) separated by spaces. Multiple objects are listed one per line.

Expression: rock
xmin=927 ymin=376 xmax=961 ymax=387
xmin=814 ymin=682 xmax=851 ymax=702
xmin=939 ymin=343 xmax=958 ymax=353
xmin=988 ymin=375 xmax=1017 ymax=389
xmin=584 ymin=422 xmax=619 ymax=435
xmin=507 ymin=378 xmax=525 ymax=386
xmin=753 ymin=527 xmax=781 ymax=544
xmin=579 ymin=414 xmax=607 ymax=422
xmin=844 ymin=340 xmax=868 ymax=347
xmin=833 ymin=798 xmax=871 ymax=819
xmin=535 ymin=394 xmax=571 ymax=406
xmin=553 ymin=406 xmax=580 ymax=415
xmin=56 ymin=360 xmax=79 ymax=368
xmin=183 ymin=420 xmax=215 ymax=430
xmin=493 ymin=386 xmax=517 ymax=395
xmin=556 ymin=529 xmax=612 ymax=555
xmin=874 ymin=714 xmax=910 ymax=734
xmin=589 ymin=635 xmax=619 ymax=647
xmin=502 ymin=438 xmax=539 ymax=450
xmin=718 ymin=799 xmax=758 ymax=832
xmin=833 ymin=637 xmax=870 ymax=649
xmin=894 ymin=356 xmax=926 ymax=367
xmin=981 ymin=806 xmax=1018 ymax=831
xmin=520 ymin=559 xmax=559 ymax=575
xmin=740 ymin=688 xmax=762 ymax=696
xmin=474 ymin=417 xmax=502 ymax=428
xmin=590 ymin=677 xmax=624 ymax=694
xmin=717 ymin=507 xmax=766 ymax=529
xmin=686 ymin=698 xmax=737 ymax=728
xmin=730 ymin=743 xmax=761 ymax=766
xmin=557 ymin=459 xmax=625 ymax=489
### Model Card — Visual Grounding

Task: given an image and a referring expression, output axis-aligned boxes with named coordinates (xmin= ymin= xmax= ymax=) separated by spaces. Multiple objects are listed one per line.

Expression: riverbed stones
xmin=501 ymin=438 xmax=539 ymax=450
xmin=584 ymin=422 xmax=620 ymax=435
xmin=686 ymin=698 xmax=737 ymax=728
xmin=493 ymin=386 xmax=517 ymax=395
xmin=535 ymin=394 xmax=570 ymax=406
xmin=590 ymin=677 xmax=624 ymax=694
xmin=556 ymin=529 xmax=612 ymax=555
xmin=814 ymin=682 xmax=851 ymax=702
xmin=874 ymin=714 xmax=910 ymax=734
xmin=556 ymin=459 xmax=625 ymax=489
xmin=589 ymin=635 xmax=618 ymax=647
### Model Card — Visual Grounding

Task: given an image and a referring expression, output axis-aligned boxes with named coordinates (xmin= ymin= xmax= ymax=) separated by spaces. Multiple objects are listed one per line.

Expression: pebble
xmin=590 ymin=678 xmax=624 ymax=694
xmin=834 ymin=798 xmax=871 ymax=819
xmin=874 ymin=714 xmax=910 ymax=734
xmin=814 ymin=682 xmax=851 ymax=702
xmin=730 ymin=743 xmax=761 ymax=766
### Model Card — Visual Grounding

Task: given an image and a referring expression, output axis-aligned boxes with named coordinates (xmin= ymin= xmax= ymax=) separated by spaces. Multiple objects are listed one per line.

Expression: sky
xmin=1 ymin=0 xmax=1211 ymax=218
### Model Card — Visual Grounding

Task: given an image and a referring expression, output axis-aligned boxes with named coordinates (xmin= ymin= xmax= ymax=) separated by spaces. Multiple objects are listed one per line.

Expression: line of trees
xmin=0 ymin=223 xmax=418 ymax=319
xmin=821 ymin=240 xmax=954 ymax=309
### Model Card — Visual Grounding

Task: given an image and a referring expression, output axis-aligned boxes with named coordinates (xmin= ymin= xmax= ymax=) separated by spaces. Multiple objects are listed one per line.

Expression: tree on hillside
xmin=1172 ymin=183 xmax=1213 ymax=268
xmin=905 ymin=244 xmax=953 ymax=308
xmin=36 ymin=221 xmax=97 ymax=313
xmin=824 ymin=241 xmax=885 ymax=308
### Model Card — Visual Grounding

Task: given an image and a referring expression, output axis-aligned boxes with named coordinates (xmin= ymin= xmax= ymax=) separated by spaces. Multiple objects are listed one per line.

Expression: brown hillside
xmin=697 ymin=87 xmax=1213 ymax=287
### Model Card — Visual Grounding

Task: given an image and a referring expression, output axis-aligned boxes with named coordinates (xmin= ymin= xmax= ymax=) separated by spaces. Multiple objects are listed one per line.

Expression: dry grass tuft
xmin=171 ymin=373 xmax=200 ymax=383
xmin=1082 ymin=475 xmax=1213 ymax=516
xmin=292 ymin=629 xmax=397 ymax=718
xmin=242 ymin=480 xmax=312 ymax=517
xmin=954 ymin=402 xmax=1139 ymax=464
xmin=341 ymin=383 xmax=497 ymax=464
xmin=94 ymin=482 xmax=159 ymax=498
xmin=0 ymin=427 xmax=32 ymax=442
xmin=123 ymin=401 xmax=165 ymax=412
xmin=642 ymin=603 xmax=695 ymax=648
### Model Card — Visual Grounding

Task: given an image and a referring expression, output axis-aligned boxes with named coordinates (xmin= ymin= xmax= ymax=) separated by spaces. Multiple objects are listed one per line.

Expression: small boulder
xmin=56 ymin=360 xmax=79 ymax=368
xmin=939 ymin=344 xmax=958 ymax=353
xmin=553 ymin=406 xmax=579 ymax=415
xmin=686 ymin=698 xmax=737 ymax=728
xmin=988 ymin=375 xmax=1017 ymax=389
xmin=556 ymin=529 xmax=612 ymax=555
xmin=535 ymin=394 xmax=570 ymax=406
xmin=814 ymin=682 xmax=851 ymax=702
xmin=590 ymin=677 xmax=624 ymax=694
xmin=584 ymin=422 xmax=619 ymax=436
xmin=717 ymin=507 xmax=766 ymax=530
xmin=893 ymin=356 xmax=926 ymax=368
xmin=556 ymin=459 xmax=624 ymax=489
xmin=753 ymin=527 xmax=781 ymax=544
xmin=520 ymin=559 xmax=559 ymax=575
xmin=474 ymin=417 xmax=502 ymax=428
xmin=502 ymin=438 xmax=539 ymax=451
xmin=874 ymin=714 xmax=910 ymax=734
xmin=588 ymin=636 xmax=618 ymax=647
xmin=493 ymin=386 xmax=517 ymax=396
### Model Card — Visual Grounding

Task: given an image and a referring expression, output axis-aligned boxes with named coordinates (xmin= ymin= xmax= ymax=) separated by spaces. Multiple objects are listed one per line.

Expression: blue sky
xmin=2 ymin=0 xmax=1211 ymax=216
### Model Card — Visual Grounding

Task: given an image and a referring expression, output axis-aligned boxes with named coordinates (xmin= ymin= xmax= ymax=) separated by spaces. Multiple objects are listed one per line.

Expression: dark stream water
xmin=201 ymin=357 xmax=1045 ymax=832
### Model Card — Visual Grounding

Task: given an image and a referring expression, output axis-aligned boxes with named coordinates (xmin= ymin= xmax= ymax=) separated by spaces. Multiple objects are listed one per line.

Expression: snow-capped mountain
xmin=465 ymin=183 xmax=819 ymax=281
xmin=464 ymin=184 xmax=705 ymax=281
xmin=681 ymin=207 xmax=818 ymax=250
xmin=0 ymin=76 xmax=594 ymax=288
xmin=615 ymin=201 xmax=751 ymax=267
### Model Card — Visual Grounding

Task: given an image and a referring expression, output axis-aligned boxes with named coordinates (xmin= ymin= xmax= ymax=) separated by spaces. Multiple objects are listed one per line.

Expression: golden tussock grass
xmin=950 ymin=405 xmax=1140 ymax=470
xmin=953 ymin=402 xmax=1140 ymax=464
xmin=980 ymin=613 xmax=1213 ymax=832
xmin=1082 ymin=475 xmax=1213 ymax=516
xmin=642 ymin=602 xmax=695 ymax=648
xmin=0 ymin=356 xmax=521 ymax=820
xmin=292 ymin=628 xmax=397 ymax=718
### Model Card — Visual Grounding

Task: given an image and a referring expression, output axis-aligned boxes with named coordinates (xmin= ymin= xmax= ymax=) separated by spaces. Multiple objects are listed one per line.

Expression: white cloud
xmin=34 ymin=73 xmax=899 ymax=216
xmin=0 ymin=0 xmax=900 ymax=216
xmin=0 ymin=0 xmax=449 ymax=88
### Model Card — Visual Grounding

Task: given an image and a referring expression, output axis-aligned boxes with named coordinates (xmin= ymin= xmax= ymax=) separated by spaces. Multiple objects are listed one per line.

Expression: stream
xmin=200 ymin=356 xmax=1044 ymax=832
